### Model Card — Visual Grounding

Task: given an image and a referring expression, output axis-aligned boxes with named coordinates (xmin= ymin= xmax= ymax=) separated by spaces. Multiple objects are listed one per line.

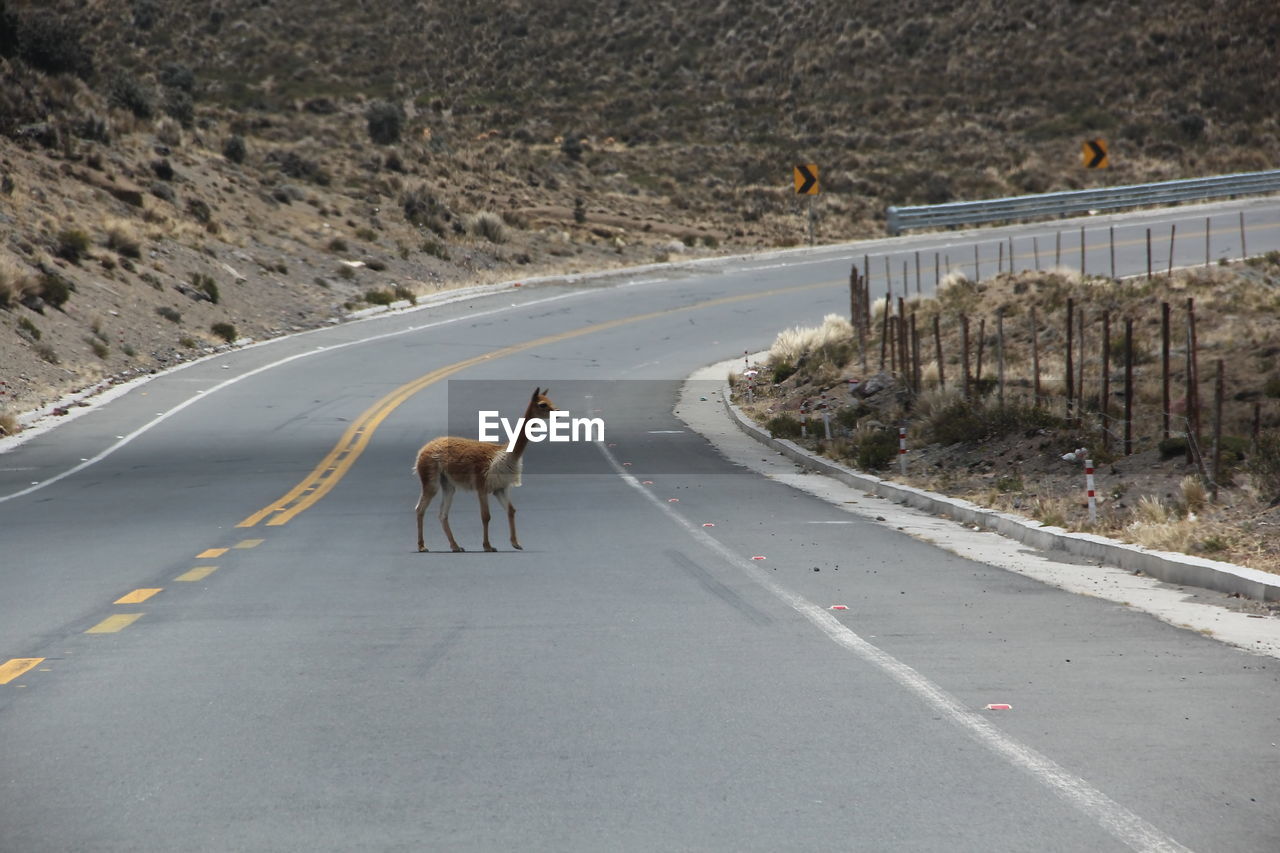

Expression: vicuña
xmin=413 ymin=386 xmax=555 ymax=553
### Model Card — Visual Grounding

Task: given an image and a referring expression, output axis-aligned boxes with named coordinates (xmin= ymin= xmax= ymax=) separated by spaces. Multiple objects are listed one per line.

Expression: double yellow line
xmin=236 ymin=279 xmax=832 ymax=528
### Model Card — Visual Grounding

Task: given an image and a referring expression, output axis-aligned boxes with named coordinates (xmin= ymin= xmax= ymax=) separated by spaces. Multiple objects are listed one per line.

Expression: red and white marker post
xmin=898 ymin=426 xmax=908 ymax=475
xmin=1085 ymin=458 xmax=1097 ymax=524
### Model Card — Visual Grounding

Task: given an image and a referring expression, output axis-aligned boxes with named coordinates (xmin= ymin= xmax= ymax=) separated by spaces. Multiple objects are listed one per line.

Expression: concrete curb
xmin=722 ymin=391 xmax=1280 ymax=603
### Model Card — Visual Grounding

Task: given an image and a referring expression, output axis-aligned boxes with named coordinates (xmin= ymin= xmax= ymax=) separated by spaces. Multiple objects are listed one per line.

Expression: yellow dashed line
xmin=236 ymin=279 xmax=834 ymax=528
xmin=233 ymin=539 xmax=264 ymax=549
xmin=0 ymin=658 xmax=44 ymax=685
xmin=175 ymin=566 xmax=218 ymax=582
xmin=115 ymin=588 xmax=162 ymax=604
xmin=197 ymin=548 xmax=228 ymax=559
xmin=86 ymin=613 xmax=143 ymax=634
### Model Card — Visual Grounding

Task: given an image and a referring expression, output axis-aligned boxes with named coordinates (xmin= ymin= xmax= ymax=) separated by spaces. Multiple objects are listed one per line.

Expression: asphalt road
xmin=3 ymin=200 xmax=1280 ymax=851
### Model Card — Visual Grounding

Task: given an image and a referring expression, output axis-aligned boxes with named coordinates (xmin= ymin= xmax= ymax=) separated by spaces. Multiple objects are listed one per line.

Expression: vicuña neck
xmin=508 ymin=401 xmax=540 ymax=458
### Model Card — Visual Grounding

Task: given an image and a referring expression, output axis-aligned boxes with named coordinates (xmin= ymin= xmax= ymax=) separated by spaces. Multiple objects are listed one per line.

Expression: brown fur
xmin=414 ymin=387 xmax=555 ymax=552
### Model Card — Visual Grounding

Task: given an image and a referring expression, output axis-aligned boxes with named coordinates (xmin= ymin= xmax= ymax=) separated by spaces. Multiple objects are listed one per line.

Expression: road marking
xmin=597 ymin=442 xmax=1192 ymax=853
xmin=114 ymin=588 xmax=161 ymax=604
xmin=238 ymin=279 xmax=835 ymax=528
xmin=197 ymin=547 xmax=228 ymax=559
xmin=176 ymin=566 xmax=218 ymax=582
xmin=0 ymin=658 xmax=44 ymax=685
xmin=233 ymin=538 xmax=264 ymax=549
xmin=86 ymin=613 xmax=143 ymax=634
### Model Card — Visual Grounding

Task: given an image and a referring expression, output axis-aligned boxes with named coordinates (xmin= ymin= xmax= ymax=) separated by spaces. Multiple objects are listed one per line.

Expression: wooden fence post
xmin=933 ymin=315 xmax=945 ymax=390
xmin=975 ymin=317 xmax=986 ymax=387
xmin=961 ymin=314 xmax=971 ymax=400
xmin=1066 ymin=298 xmax=1075 ymax=423
xmin=1161 ymin=302 xmax=1170 ymax=440
xmin=997 ymin=309 xmax=1006 ymax=407
xmin=1030 ymin=305 xmax=1041 ymax=403
xmin=1212 ymin=359 xmax=1224 ymax=501
xmin=1125 ymin=317 xmax=1134 ymax=456
xmin=1077 ymin=306 xmax=1086 ymax=417
xmin=880 ymin=291 xmax=891 ymax=370
xmin=1101 ymin=311 xmax=1111 ymax=452
xmin=898 ymin=297 xmax=909 ymax=386
xmin=911 ymin=313 xmax=921 ymax=392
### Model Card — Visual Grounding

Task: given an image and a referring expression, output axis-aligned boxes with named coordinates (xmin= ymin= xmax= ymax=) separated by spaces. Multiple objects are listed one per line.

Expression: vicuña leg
xmin=438 ymin=477 xmax=464 ymax=552
xmin=493 ymin=488 xmax=521 ymax=550
xmin=476 ymin=488 xmax=497 ymax=552
xmin=415 ymin=463 xmax=438 ymax=553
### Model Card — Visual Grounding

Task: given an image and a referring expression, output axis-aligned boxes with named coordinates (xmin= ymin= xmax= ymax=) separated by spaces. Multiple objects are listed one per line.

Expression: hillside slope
xmin=1 ymin=0 xmax=1277 ymax=424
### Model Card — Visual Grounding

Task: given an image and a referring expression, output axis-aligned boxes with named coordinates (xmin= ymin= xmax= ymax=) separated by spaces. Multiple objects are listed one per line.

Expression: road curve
xmin=2 ymin=201 xmax=1280 ymax=851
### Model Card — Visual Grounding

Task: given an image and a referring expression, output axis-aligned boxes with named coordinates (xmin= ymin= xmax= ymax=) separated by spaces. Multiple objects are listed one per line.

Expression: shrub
xmin=7 ymin=13 xmax=93 ymax=78
xmin=403 ymin=185 xmax=450 ymax=234
xmin=924 ymin=398 xmax=1059 ymax=446
xmin=223 ymin=135 xmax=247 ymax=164
xmin=466 ymin=212 xmax=507 ymax=243
xmin=766 ymin=413 xmax=803 ymax=439
xmin=192 ymin=272 xmax=219 ymax=304
xmin=158 ymin=63 xmax=195 ymax=93
xmin=420 ymin=238 xmax=449 ymax=260
xmin=267 ymin=150 xmax=329 ymax=185
xmin=38 ymin=273 xmax=71 ymax=308
xmin=855 ymin=428 xmax=898 ymax=470
xmin=561 ymin=134 xmax=584 ymax=161
xmin=108 ymin=72 xmax=155 ymax=119
xmin=105 ymin=219 xmax=142 ymax=257
xmin=327 ymin=237 xmax=348 ymax=253
xmin=364 ymin=288 xmax=395 ymax=306
xmin=355 ymin=227 xmax=378 ymax=242
xmin=0 ymin=259 xmax=34 ymax=309
xmin=156 ymin=305 xmax=181 ymax=323
xmin=771 ymin=362 xmax=797 ymax=383
xmin=55 ymin=228 xmax=91 ymax=263
xmin=211 ymin=322 xmax=237 ymax=343
xmin=366 ymin=100 xmax=405 ymax=145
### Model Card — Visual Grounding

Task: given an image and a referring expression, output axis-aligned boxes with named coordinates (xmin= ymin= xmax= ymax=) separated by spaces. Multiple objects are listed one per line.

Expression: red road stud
xmin=641 ymin=480 xmax=653 ymax=485
xmin=985 ymin=704 xmax=1012 ymax=711
xmin=829 ymin=605 xmax=848 ymax=611
xmin=702 ymin=522 xmax=715 ymax=527
xmin=622 ymin=462 xmax=632 ymax=466
xmin=751 ymin=555 xmax=766 ymax=561
xmin=668 ymin=498 xmax=679 ymax=502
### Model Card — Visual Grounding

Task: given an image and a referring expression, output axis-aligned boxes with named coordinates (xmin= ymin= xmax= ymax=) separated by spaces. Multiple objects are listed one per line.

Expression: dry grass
xmin=768 ymin=313 xmax=854 ymax=368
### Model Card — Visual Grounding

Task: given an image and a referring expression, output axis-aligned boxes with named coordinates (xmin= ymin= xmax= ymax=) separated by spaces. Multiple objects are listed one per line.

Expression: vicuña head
xmin=414 ymin=386 xmax=556 ymax=553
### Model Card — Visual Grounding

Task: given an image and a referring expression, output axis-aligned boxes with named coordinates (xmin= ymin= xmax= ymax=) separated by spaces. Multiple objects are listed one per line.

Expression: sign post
xmin=794 ymin=164 xmax=819 ymax=246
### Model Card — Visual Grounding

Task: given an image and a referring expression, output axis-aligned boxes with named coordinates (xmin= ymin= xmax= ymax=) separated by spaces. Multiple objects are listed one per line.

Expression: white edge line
xmin=0 ymin=288 xmax=588 ymax=504
xmin=594 ymin=441 xmax=1192 ymax=853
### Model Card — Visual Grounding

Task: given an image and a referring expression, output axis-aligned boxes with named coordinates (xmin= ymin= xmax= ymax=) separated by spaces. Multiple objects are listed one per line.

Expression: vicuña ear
xmin=530 ymin=386 xmax=541 ymax=400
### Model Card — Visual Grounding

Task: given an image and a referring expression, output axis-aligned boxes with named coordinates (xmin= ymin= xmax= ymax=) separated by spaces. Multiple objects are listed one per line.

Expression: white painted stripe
xmin=0 ymin=290 xmax=586 ymax=505
xmin=597 ymin=441 xmax=1192 ymax=853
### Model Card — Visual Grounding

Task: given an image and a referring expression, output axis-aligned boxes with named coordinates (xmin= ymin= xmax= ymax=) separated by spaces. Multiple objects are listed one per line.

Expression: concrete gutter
xmin=723 ymin=392 xmax=1280 ymax=603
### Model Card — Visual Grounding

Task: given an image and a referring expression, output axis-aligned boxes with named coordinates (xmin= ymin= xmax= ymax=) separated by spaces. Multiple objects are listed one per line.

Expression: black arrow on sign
xmin=795 ymin=164 xmax=817 ymax=194
xmin=1085 ymin=139 xmax=1107 ymax=169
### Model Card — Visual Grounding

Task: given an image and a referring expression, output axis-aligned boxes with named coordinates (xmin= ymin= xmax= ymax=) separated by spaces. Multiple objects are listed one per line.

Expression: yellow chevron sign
xmin=793 ymin=164 xmax=819 ymax=194
xmin=1083 ymin=139 xmax=1109 ymax=169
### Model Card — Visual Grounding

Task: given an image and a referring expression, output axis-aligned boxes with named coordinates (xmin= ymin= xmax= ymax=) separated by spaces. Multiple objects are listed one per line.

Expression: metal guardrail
xmin=885 ymin=169 xmax=1280 ymax=235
